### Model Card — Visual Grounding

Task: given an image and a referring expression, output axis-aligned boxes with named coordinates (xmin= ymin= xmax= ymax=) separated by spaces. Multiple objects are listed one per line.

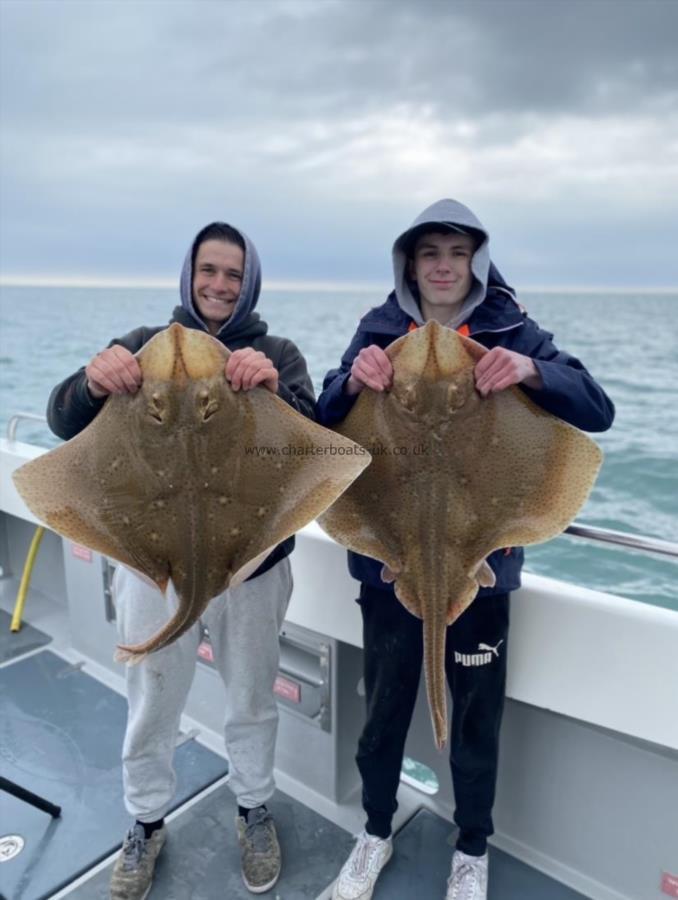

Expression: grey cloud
xmin=3 ymin=0 xmax=677 ymax=137
xmin=1 ymin=0 xmax=677 ymax=286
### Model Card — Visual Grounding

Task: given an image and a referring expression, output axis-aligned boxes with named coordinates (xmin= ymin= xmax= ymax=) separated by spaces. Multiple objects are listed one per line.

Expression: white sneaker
xmin=445 ymin=849 xmax=488 ymax=900
xmin=332 ymin=830 xmax=393 ymax=900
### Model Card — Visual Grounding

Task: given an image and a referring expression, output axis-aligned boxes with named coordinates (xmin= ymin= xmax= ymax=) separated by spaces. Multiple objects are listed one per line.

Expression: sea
xmin=1 ymin=285 xmax=676 ymax=612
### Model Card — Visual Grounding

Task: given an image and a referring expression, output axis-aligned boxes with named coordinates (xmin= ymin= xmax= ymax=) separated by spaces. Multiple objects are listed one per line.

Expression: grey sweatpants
xmin=114 ymin=558 xmax=292 ymax=822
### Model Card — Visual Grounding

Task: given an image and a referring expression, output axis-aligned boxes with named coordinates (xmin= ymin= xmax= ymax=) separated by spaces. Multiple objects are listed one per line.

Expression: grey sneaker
xmin=110 ymin=822 xmax=166 ymax=900
xmin=445 ymin=849 xmax=488 ymax=900
xmin=235 ymin=807 xmax=281 ymax=894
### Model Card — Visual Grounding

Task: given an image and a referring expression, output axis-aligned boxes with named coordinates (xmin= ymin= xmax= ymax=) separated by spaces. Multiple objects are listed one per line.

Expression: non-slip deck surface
xmin=65 ymin=805 xmax=594 ymax=900
xmin=65 ymin=784 xmax=355 ymax=899
xmin=375 ymin=808 xmax=590 ymax=900
xmin=0 ymin=608 xmax=51 ymax=663
xmin=0 ymin=650 xmax=228 ymax=900
xmin=1 ymin=649 xmax=594 ymax=900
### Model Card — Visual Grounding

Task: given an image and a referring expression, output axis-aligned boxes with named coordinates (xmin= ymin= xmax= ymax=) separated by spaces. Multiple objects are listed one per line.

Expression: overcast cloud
xmin=1 ymin=0 xmax=677 ymax=287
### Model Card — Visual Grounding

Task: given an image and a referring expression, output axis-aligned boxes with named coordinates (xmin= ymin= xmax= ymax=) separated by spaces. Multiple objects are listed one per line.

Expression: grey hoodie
xmin=179 ymin=222 xmax=262 ymax=338
xmin=392 ymin=198 xmax=491 ymax=330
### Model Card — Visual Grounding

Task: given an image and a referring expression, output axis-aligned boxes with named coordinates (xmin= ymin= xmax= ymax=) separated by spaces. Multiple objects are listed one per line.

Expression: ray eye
xmin=447 ymin=381 xmax=467 ymax=411
xmin=147 ymin=395 xmax=165 ymax=423
xmin=394 ymin=382 xmax=418 ymax=412
xmin=199 ymin=395 xmax=219 ymax=422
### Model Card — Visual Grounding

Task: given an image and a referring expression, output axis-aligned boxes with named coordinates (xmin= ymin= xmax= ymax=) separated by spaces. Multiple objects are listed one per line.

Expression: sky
xmin=1 ymin=0 xmax=677 ymax=289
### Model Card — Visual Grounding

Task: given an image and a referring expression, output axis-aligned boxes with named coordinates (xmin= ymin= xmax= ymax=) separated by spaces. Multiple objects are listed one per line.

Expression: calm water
xmin=1 ymin=285 xmax=676 ymax=611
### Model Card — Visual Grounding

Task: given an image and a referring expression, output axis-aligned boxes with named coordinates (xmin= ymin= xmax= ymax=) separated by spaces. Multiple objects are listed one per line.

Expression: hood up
xmin=179 ymin=222 xmax=262 ymax=339
xmin=393 ymin=198 xmax=492 ymax=329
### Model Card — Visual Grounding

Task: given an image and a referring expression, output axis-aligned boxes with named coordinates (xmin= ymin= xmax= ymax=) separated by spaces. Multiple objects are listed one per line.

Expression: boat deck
xmin=0 ymin=646 xmax=227 ymax=900
xmin=2 ymin=633 xmax=591 ymax=900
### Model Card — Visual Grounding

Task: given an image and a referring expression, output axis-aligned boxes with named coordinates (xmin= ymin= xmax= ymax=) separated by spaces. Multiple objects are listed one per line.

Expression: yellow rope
xmin=11 ymin=526 xmax=45 ymax=632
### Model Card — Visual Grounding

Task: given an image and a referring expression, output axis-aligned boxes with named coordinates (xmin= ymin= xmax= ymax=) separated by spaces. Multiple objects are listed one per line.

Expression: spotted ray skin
xmin=318 ymin=321 xmax=602 ymax=748
xmin=13 ymin=323 xmax=369 ymax=662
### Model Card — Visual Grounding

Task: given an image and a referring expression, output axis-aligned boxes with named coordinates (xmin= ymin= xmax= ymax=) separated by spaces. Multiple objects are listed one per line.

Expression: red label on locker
xmin=197 ymin=641 xmax=214 ymax=663
xmin=71 ymin=544 xmax=92 ymax=562
xmin=273 ymin=674 xmax=301 ymax=703
xmin=662 ymin=873 xmax=678 ymax=898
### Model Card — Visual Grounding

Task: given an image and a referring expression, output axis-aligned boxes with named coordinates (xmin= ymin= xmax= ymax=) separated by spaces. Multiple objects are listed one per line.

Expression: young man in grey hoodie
xmin=47 ymin=221 xmax=316 ymax=899
xmin=317 ymin=199 xmax=614 ymax=900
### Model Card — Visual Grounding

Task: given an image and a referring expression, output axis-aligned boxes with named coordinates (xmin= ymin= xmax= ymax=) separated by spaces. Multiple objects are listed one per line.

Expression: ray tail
xmin=114 ymin=584 xmax=211 ymax=664
xmin=422 ymin=609 xmax=449 ymax=750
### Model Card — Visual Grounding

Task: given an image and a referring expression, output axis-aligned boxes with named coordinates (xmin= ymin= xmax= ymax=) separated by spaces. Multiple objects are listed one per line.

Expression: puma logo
xmin=477 ymin=640 xmax=504 ymax=658
xmin=454 ymin=639 xmax=504 ymax=667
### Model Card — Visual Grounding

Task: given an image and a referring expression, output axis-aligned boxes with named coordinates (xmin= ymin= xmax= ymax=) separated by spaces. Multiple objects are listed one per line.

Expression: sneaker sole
xmin=112 ymin=882 xmax=153 ymax=900
xmin=331 ymin=844 xmax=394 ymax=900
xmin=241 ymin=868 xmax=280 ymax=894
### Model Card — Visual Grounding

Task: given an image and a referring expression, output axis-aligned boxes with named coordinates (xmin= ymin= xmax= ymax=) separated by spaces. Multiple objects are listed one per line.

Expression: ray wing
xmin=12 ymin=422 xmax=168 ymax=587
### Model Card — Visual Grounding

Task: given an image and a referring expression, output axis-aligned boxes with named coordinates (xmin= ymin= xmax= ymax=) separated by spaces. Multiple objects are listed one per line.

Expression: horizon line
xmin=1 ymin=274 xmax=677 ymax=295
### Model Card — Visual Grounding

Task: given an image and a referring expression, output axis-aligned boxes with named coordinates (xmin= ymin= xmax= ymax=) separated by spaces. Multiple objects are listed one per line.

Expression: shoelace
xmin=122 ymin=826 xmax=147 ymax=871
xmin=245 ymin=813 xmax=273 ymax=853
xmin=348 ymin=835 xmax=379 ymax=877
xmin=448 ymin=861 xmax=479 ymax=900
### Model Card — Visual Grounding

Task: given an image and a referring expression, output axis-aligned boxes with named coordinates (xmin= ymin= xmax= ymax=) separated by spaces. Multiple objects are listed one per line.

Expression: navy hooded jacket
xmin=317 ymin=201 xmax=615 ymax=596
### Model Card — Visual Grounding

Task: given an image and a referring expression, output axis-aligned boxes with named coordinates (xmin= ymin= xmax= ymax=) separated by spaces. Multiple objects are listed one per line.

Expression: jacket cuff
xmin=317 ymin=372 xmax=357 ymax=425
xmin=523 ymin=358 xmax=567 ymax=401
xmin=77 ymin=377 xmax=106 ymax=412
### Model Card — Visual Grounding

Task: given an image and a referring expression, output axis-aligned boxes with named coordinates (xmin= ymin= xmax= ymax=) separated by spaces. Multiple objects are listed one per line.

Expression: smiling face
xmin=409 ymin=230 xmax=476 ymax=323
xmin=192 ymin=239 xmax=245 ymax=335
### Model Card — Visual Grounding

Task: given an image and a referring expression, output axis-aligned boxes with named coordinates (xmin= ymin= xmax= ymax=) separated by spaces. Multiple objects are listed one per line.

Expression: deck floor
xmin=0 ymin=650 xmax=228 ymax=900
xmin=0 ymin=608 xmax=51 ymax=663
xmin=59 ymin=801 xmax=593 ymax=900
xmin=378 ymin=808 xmax=590 ymax=899
xmin=64 ymin=785 xmax=355 ymax=900
xmin=1 ymin=645 xmax=593 ymax=900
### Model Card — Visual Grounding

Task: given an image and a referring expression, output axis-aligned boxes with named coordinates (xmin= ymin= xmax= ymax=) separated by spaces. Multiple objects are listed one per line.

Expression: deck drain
xmin=0 ymin=834 xmax=25 ymax=862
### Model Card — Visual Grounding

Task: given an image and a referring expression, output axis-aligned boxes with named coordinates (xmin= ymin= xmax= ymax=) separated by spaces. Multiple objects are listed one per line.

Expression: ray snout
xmin=138 ymin=323 xmax=227 ymax=385
xmin=389 ymin=320 xmax=482 ymax=383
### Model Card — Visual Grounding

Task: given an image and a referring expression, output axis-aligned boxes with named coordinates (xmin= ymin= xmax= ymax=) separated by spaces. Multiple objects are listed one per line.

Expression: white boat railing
xmin=564 ymin=523 xmax=678 ymax=559
xmin=6 ymin=412 xmax=49 ymax=442
xmin=5 ymin=411 xmax=678 ymax=560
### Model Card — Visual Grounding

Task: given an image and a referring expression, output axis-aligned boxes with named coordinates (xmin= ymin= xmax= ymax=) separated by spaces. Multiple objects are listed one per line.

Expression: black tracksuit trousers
xmin=356 ymin=584 xmax=510 ymax=857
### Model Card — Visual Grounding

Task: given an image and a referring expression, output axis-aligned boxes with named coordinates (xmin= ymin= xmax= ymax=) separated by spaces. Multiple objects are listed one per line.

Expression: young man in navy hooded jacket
xmin=318 ymin=199 xmax=614 ymax=900
xmin=47 ymin=222 xmax=315 ymax=899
